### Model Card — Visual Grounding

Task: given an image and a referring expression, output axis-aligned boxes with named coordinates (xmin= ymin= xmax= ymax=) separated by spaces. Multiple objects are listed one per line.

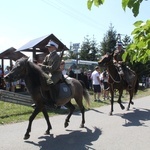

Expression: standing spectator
xmin=145 ymin=76 xmax=149 ymax=88
xmin=60 ymin=60 xmax=68 ymax=78
xmin=0 ymin=65 xmax=3 ymax=88
xmin=4 ymin=66 xmax=10 ymax=91
xmin=82 ymin=71 xmax=89 ymax=89
xmin=91 ymin=66 xmax=101 ymax=102
xmin=59 ymin=60 xmax=67 ymax=110
xmin=68 ymin=67 xmax=75 ymax=78
xmin=87 ymin=70 xmax=92 ymax=90
xmin=102 ymin=69 xmax=110 ymax=100
xmin=78 ymin=68 xmax=84 ymax=81
xmin=99 ymin=71 xmax=104 ymax=98
xmin=148 ymin=76 xmax=150 ymax=88
xmin=141 ymin=75 xmax=146 ymax=87
xmin=10 ymin=65 xmax=17 ymax=92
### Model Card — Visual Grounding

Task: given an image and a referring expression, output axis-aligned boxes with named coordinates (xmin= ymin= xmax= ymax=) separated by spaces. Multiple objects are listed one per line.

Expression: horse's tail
xmin=134 ymin=78 xmax=139 ymax=94
xmin=79 ymin=80 xmax=91 ymax=109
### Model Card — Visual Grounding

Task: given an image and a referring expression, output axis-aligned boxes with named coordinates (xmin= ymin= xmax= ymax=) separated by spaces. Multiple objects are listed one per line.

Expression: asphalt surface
xmin=0 ymin=95 xmax=150 ymax=150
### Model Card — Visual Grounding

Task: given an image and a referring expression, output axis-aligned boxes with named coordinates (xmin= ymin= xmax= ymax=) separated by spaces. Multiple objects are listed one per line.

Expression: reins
xmin=106 ymin=62 xmax=122 ymax=84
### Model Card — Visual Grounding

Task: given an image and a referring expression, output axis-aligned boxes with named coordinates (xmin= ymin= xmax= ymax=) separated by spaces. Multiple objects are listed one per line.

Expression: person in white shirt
xmin=91 ymin=66 xmax=101 ymax=101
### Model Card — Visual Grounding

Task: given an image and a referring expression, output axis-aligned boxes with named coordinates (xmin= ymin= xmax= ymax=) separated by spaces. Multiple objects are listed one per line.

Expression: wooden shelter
xmin=16 ymin=34 xmax=69 ymax=62
xmin=0 ymin=47 xmax=27 ymax=74
xmin=0 ymin=47 xmax=27 ymax=89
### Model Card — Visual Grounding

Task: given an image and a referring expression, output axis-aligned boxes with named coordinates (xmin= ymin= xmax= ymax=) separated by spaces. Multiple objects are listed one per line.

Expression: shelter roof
xmin=17 ymin=34 xmax=69 ymax=53
xmin=0 ymin=47 xmax=27 ymax=61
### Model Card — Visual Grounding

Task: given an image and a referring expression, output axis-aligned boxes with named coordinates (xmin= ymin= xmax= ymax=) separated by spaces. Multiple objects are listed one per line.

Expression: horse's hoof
xmin=24 ymin=134 xmax=30 ymax=140
xmin=121 ymin=105 xmax=125 ymax=110
xmin=131 ymin=101 xmax=134 ymax=105
xmin=64 ymin=122 xmax=69 ymax=128
xmin=44 ymin=130 xmax=50 ymax=135
xmin=109 ymin=112 xmax=113 ymax=116
xmin=80 ymin=124 xmax=84 ymax=128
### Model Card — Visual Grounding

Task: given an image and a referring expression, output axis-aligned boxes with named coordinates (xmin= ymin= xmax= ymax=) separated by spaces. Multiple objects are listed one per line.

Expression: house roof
xmin=0 ymin=47 xmax=27 ymax=61
xmin=17 ymin=34 xmax=69 ymax=53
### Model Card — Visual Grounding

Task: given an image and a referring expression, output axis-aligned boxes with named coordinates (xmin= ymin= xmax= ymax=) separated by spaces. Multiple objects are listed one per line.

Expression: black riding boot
xmin=48 ymin=84 xmax=57 ymax=108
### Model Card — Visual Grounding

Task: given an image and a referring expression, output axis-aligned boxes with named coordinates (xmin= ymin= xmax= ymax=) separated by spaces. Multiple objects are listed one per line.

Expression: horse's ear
xmin=22 ymin=57 xmax=30 ymax=63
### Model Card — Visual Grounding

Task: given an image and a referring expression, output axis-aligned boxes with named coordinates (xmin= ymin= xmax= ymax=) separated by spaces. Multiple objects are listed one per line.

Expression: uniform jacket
xmin=41 ymin=50 xmax=62 ymax=84
xmin=113 ymin=49 xmax=124 ymax=62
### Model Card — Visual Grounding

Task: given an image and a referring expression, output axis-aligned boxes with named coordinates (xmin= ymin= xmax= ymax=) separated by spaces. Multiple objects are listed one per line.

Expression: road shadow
xmin=25 ymin=127 xmax=102 ymax=150
xmin=118 ymin=107 xmax=150 ymax=127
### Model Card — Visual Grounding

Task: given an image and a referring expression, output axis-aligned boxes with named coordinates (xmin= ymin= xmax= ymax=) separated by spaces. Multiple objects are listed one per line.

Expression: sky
xmin=0 ymin=0 xmax=149 ymax=56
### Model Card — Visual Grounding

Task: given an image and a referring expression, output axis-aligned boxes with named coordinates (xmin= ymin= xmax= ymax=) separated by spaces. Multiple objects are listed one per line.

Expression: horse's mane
xmin=27 ymin=61 xmax=46 ymax=87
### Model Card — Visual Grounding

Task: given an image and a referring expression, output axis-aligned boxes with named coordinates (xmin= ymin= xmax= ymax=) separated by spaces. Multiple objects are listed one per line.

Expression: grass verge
xmin=0 ymin=87 xmax=150 ymax=125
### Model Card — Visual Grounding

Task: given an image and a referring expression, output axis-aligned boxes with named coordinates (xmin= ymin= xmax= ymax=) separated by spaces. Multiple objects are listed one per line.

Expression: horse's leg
xmin=109 ymin=87 xmax=114 ymax=116
xmin=127 ymin=90 xmax=134 ymax=111
xmin=42 ymin=107 xmax=52 ymax=135
xmin=24 ymin=107 xmax=40 ymax=140
xmin=64 ymin=101 xmax=75 ymax=128
xmin=117 ymin=89 xmax=125 ymax=110
xmin=75 ymin=97 xmax=85 ymax=128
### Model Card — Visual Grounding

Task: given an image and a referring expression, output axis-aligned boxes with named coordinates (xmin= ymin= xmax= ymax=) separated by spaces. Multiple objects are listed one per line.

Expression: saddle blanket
xmin=57 ymin=82 xmax=72 ymax=99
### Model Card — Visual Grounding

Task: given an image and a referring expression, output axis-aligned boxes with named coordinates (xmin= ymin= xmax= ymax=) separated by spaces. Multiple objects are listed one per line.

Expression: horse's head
xmin=98 ymin=52 xmax=113 ymax=67
xmin=4 ymin=57 xmax=29 ymax=82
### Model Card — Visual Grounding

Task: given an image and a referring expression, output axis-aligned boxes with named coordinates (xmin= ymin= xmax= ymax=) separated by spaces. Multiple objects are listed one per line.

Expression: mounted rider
xmin=40 ymin=40 xmax=62 ymax=85
xmin=39 ymin=40 xmax=63 ymax=105
xmin=113 ymin=41 xmax=125 ymax=75
xmin=113 ymin=41 xmax=134 ymax=88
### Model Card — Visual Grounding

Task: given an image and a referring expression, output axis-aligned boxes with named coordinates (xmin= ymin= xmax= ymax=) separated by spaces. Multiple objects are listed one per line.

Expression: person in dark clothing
xmin=68 ymin=67 xmax=75 ymax=78
xmin=113 ymin=41 xmax=135 ymax=88
xmin=82 ymin=71 xmax=89 ymax=90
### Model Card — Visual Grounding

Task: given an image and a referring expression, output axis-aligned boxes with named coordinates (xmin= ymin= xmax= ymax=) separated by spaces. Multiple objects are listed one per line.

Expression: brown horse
xmin=4 ymin=57 xmax=90 ymax=140
xmin=98 ymin=53 xmax=138 ymax=115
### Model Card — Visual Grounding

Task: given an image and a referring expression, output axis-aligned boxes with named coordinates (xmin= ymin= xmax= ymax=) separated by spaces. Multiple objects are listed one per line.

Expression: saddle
xmin=115 ymin=64 xmax=135 ymax=87
xmin=54 ymin=81 xmax=72 ymax=100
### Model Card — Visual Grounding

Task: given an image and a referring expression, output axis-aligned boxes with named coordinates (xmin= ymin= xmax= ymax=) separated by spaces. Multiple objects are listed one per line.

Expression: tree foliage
xmin=122 ymin=35 xmax=131 ymax=47
xmin=100 ymin=24 xmax=117 ymax=55
xmin=87 ymin=0 xmax=150 ymax=64
xmin=65 ymin=49 xmax=77 ymax=60
xmin=80 ymin=35 xmax=99 ymax=61
xmin=123 ymin=20 xmax=150 ymax=64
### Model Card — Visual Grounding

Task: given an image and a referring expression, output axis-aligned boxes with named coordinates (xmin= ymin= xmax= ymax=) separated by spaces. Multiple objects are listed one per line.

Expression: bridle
xmin=101 ymin=57 xmax=122 ymax=84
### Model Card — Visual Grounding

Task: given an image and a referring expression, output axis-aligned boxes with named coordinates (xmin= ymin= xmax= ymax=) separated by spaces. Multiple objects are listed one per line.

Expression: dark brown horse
xmin=98 ymin=53 xmax=138 ymax=115
xmin=4 ymin=57 xmax=90 ymax=140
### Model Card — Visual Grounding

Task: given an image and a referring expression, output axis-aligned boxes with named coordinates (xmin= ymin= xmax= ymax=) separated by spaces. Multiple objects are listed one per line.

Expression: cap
xmin=45 ymin=40 xmax=59 ymax=49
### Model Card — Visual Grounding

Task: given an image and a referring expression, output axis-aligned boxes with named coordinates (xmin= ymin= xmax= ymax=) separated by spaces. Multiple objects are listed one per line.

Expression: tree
xmin=100 ymin=24 xmax=117 ymax=55
xmin=80 ymin=35 xmax=99 ymax=61
xmin=65 ymin=50 xmax=77 ymax=60
xmin=122 ymin=35 xmax=131 ymax=47
xmin=87 ymin=0 xmax=150 ymax=64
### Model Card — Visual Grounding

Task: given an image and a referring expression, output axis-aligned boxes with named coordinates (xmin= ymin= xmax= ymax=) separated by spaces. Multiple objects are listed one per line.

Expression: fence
xmin=0 ymin=90 xmax=33 ymax=106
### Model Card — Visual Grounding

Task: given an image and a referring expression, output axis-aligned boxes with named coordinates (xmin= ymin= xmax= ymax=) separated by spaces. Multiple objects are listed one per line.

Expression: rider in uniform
xmin=113 ymin=41 xmax=132 ymax=88
xmin=41 ymin=40 xmax=62 ymax=85
xmin=39 ymin=40 xmax=62 ymax=105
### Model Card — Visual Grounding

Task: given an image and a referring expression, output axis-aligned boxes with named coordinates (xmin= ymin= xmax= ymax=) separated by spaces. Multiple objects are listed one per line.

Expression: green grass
xmin=0 ymin=87 xmax=150 ymax=125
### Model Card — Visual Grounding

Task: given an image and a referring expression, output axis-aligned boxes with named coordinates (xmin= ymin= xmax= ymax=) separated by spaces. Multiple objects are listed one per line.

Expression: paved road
xmin=0 ymin=95 xmax=150 ymax=150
